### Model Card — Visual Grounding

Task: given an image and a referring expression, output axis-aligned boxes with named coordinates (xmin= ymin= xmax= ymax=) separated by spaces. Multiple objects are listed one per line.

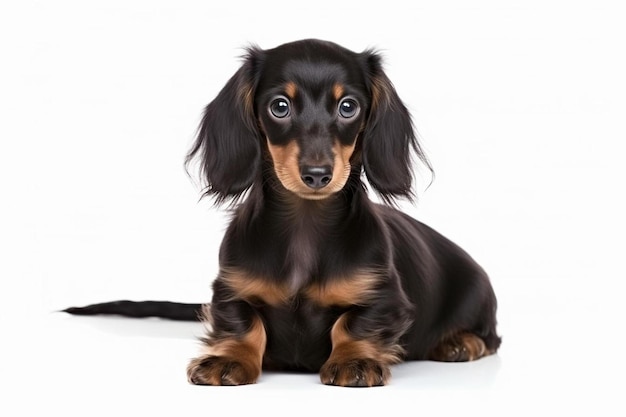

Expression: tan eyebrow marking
xmin=332 ymin=83 xmax=345 ymax=101
xmin=284 ymin=81 xmax=298 ymax=99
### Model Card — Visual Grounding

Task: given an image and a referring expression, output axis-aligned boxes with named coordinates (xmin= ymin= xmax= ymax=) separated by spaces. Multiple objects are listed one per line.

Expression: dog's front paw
xmin=320 ymin=358 xmax=390 ymax=387
xmin=187 ymin=355 xmax=260 ymax=386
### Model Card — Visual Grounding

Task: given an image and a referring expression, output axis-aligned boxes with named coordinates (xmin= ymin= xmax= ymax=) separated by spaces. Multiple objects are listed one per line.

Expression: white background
xmin=1 ymin=0 xmax=625 ymax=415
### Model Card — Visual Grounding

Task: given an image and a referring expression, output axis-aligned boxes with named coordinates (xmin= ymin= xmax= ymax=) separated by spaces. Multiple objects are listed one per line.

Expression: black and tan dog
xmin=66 ymin=39 xmax=501 ymax=387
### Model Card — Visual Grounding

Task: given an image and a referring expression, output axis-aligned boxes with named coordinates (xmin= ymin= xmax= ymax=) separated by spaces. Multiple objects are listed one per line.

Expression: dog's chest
xmin=284 ymin=222 xmax=319 ymax=292
xmin=224 ymin=201 xmax=383 ymax=307
xmin=260 ymin=300 xmax=338 ymax=371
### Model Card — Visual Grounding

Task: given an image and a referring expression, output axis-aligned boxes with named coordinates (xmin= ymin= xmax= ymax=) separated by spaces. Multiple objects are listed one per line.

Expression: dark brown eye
xmin=269 ymin=96 xmax=290 ymax=119
xmin=338 ymin=97 xmax=359 ymax=118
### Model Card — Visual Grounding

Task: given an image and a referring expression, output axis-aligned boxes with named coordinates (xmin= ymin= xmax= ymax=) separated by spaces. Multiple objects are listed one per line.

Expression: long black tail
xmin=63 ymin=300 xmax=204 ymax=321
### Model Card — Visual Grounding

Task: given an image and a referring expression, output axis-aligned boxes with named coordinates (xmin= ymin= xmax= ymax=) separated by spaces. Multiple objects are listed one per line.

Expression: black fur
xmin=63 ymin=301 xmax=201 ymax=321
xmin=66 ymin=39 xmax=501 ymax=387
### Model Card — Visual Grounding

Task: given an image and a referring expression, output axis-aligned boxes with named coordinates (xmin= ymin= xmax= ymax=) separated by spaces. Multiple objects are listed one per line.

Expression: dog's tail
xmin=62 ymin=300 xmax=203 ymax=321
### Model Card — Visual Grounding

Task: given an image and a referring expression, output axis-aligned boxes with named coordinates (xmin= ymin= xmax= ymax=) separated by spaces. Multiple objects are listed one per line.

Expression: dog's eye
xmin=338 ymin=98 xmax=359 ymax=119
xmin=269 ymin=96 xmax=291 ymax=119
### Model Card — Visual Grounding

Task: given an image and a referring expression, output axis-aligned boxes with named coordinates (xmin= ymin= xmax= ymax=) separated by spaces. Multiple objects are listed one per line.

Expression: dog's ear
xmin=360 ymin=51 xmax=431 ymax=204
xmin=186 ymin=47 xmax=264 ymax=204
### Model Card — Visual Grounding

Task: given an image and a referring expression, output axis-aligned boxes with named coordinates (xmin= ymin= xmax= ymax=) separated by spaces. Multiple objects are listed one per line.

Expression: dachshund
xmin=65 ymin=39 xmax=501 ymax=387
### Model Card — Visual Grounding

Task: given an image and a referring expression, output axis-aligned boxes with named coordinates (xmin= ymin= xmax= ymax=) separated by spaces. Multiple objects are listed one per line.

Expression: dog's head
xmin=187 ymin=39 xmax=430 ymax=204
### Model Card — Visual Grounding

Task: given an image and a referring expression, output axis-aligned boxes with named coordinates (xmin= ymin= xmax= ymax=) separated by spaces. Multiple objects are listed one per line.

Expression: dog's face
xmin=255 ymin=44 xmax=369 ymax=200
xmin=187 ymin=39 xmax=430 ymax=205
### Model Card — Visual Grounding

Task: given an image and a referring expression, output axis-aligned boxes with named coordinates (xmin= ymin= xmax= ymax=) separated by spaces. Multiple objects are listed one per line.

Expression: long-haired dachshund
xmin=65 ymin=39 xmax=501 ymax=387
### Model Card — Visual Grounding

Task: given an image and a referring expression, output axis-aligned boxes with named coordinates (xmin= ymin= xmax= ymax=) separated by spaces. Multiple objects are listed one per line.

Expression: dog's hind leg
xmin=428 ymin=332 xmax=496 ymax=362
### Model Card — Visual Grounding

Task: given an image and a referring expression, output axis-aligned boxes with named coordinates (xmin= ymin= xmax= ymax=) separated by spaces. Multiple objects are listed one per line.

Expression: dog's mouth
xmin=294 ymin=188 xmax=340 ymax=201
xmin=271 ymin=166 xmax=349 ymax=200
xmin=296 ymin=192 xmax=334 ymax=201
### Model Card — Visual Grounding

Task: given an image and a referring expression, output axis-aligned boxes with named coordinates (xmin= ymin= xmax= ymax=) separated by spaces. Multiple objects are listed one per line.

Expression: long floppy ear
xmin=186 ymin=47 xmax=264 ymax=204
xmin=360 ymin=51 xmax=432 ymax=204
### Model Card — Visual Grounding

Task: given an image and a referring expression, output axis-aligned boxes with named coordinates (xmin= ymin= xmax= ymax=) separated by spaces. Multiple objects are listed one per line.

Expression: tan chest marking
xmin=304 ymin=269 xmax=382 ymax=307
xmin=221 ymin=268 xmax=291 ymax=306
xmin=222 ymin=268 xmax=383 ymax=308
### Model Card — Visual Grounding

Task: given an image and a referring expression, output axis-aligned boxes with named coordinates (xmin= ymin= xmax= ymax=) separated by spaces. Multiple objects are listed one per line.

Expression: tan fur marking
xmin=266 ymin=138 xmax=357 ymax=201
xmin=331 ymin=140 xmax=356 ymax=187
xmin=328 ymin=314 xmax=403 ymax=364
xmin=305 ymin=270 xmax=381 ymax=307
xmin=284 ymin=81 xmax=297 ymax=99
xmin=222 ymin=268 xmax=291 ymax=306
xmin=458 ymin=333 xmax=488 ymax=360
xmin=332 ymin=83 xmax=345 ymax=101
xmin=208 ymin=316 xmax=267 ymax=359
xmin=320 ymin=314 xmax=403 ymax=386
xmin=187 ymin=317 xmax=267 ymax=385
xmin=266 ymin=140 xmax=305 ymax=195
xmin=428 ymin=332 xmax=491 ymax=362
xmin=187 ymin=316 xmax=267 ymax=385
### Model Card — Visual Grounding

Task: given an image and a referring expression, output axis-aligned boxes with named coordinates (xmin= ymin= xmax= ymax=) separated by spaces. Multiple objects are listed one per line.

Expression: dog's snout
xmin=300 ymin=165 xmax=333 ymax=189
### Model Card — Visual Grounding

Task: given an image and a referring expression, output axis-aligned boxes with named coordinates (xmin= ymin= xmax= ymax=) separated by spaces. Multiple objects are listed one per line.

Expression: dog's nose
xmin=300 ymin=165 xmax=333 ymax=189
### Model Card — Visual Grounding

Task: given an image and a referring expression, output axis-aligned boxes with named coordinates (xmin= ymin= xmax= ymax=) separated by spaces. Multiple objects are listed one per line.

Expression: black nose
xmin=300 ymin=165 xmax=333 ymax=189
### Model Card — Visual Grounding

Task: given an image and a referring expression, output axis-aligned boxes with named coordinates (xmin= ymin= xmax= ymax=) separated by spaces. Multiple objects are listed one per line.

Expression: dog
xmin=65 ymin=39 xmax=501 ymax=387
